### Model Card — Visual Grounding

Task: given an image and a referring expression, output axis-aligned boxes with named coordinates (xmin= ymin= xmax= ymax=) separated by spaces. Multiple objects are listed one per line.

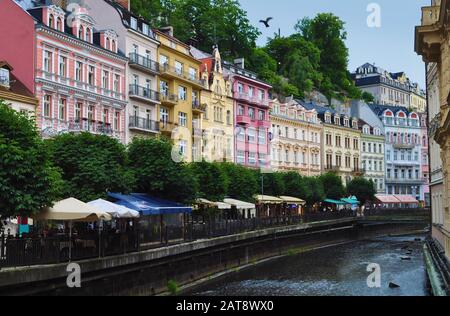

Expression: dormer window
xmin=363 ymin=126 xmax=370 ymax=134
xmin=56 ymin=17 xmax=62 ymax=31
xmin=130 ymin=17 xmax=137 ymax=30
xmin=78 ymin=25 xmax=84 ymax=39
xmin=49 ymin=14 xmax=54 ymax=28
xmin=0 ymin=68 xmax=10 ymax=87
xmin=142 ymin=23 xmax=149 ymax=36
xmin=325 ymin=113 xmax=331 ymax=123
xmin=352 ymin=119 xmax=358 ymax=128
xmin=86 ymin=28 xmax=92 ymax=43
xmin=334 ymin=116 xmax=340 ymax=125
xmin=344 ymin=118 xmax=349 ymax=127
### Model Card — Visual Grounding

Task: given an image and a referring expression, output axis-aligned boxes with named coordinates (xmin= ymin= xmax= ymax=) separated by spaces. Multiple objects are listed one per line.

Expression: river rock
xmin=389 ymin=282 xmax=400 ymax=289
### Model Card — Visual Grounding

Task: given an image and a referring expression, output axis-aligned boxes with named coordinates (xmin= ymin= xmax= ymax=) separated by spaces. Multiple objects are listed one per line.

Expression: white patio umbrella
xmin=35 ymin=198 xmax=113 ymax=261
xmin=87 ymin=199 xmax=140 ymax=219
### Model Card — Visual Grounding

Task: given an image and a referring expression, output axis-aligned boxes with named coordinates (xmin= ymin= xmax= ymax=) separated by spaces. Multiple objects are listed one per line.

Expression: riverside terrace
xmin=0 ymin=205 xmax=430 ymax=269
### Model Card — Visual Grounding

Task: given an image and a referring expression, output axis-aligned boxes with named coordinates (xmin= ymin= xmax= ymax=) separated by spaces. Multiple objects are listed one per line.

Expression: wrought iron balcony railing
xmin=129 ymin=84 xmax=160 ymax=102
xmin=129 ymin=116 xmax=159 ymax=132
xmin=129 ymin=53 xmax=160 ymax=73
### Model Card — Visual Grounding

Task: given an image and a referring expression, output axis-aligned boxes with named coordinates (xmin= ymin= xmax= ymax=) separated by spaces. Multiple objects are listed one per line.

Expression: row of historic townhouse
xmin=0 ymin=0 xmax=430 ymax=201
xmin=416 ymin=0 xmax=450 ymax=261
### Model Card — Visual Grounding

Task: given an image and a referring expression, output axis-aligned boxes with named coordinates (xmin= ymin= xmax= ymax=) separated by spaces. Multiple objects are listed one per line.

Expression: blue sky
xmin=239 ymin=0 xmax=429 ymax=88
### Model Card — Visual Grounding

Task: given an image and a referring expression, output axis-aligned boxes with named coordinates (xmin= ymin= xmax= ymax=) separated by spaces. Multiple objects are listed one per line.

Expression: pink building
xmin=0 ymin=0 xmax=36 ymax=94
xmin=223 ymin=60 xmax=272 ymax=169
xmin=17 ymin=3 xmax=128 ymax=143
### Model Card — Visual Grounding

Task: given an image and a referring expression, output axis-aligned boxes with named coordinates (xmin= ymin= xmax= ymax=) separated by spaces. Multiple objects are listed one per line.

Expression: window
xmin=160 ymin=55 xmax=169 ymax=67
xmin=102 ymin=70 xmax=109 ymax=90
xmin=142 ymin=23 xmax=149 ymax=36
xmin=78 ymin=25 xmax=84 ymax=39
xmin=58 ymin=98 xmax=66 ymax=121
xmin=336 ymin=135 xmax=341 ymax=147
xmin=88 ymin=66 xmax=95 ymax=86
xmin=258 ymin=110 xmax=265 ymax=121
xmin=103 ymin=109 xmax=109 ymax=124
xmin=44 ymin=51 xmax=52 ymax=73
xmin=86 ymin=28 xmax=91 ymax=42
xmin=189 ymin=67 xmax=196 ymax=80
xmin=247 ymin=128 xmax=256 ymax=143
xmin=238 ymin=105 xmax=245 ymax=116
xmin=336 ymin=155 xmax=342 ymax=167
xmin=178 ymin=86 xmax=187 ymax=100
xmin=248 ymin=107 xmax=255 ymax=120
xmin=227 ymin=111 xmax=231 ymax=125
xmin=345 ymin=156 xmax=351 ymax=168
xmin=75 ymin=103 xmax=82 ymax=122
xmin=248 ymin=87 xmax=254 ymax=97
xmin=59 ymin=56 xmax=67 ymax=77
xmin=326 ymin=134 xmax=332 ymax=146
xmin=258 ymin=154 xmax=266 ymax=167
xmin=49 ymin=14 xmax=54 ymax=28
xmin=178 ymin=112 xmax=187 ymax=127
xmin=76 ymin=61 xmax=83 ymax=82
xmin=237 ymin=127 xmax=245 ymax=141
xmin=237 ymin=150 xmax=245 ymax=164
xmin=130 ymin=17 xmax=138 ymax=30
xmin=160 ymin=107 xmax=169 ymax=123
xmin=258 ymin=129 xmax=266 ymax=144
xmin=175 ymin=61 xmax=183 ymax=75
xmin=258 ymin=89 xmax=265 ymax=100
xmin=114 ymin=75 xmax=120 ymax=92
xmin=43 ymin=95 xmax=52 ymax=117
xmin=248 ymin=152 xmax=257 ymax=165
xmin=114 ymin=112 xmax=120 ymax=130
xmin=237 ymin=83 xmax=244 ymax=94
xmin=179 ymin=140 xmax=187 ymax=156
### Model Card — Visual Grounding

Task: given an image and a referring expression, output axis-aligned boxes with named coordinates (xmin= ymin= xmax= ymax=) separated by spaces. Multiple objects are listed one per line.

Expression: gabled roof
xmin=368 ymin=103 xmax=411 ymax=116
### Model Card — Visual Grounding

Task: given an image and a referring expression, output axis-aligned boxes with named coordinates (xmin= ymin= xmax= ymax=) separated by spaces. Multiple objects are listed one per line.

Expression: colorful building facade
xmin=18 ymin=3 xmax=129 ymax=142
xmin=154 ymin=27 xmax=204 ymax=162
xmin=191 ymin=47 xmax=234 ymax=163
xmin=223 ymin=60 xmax=272 ymax=169
xmin=269 ymin=98 xmax=322 ymax=176
xmin=304 ymin=102 xmax=362 ymax=185
xmin=85 ymin=0 xmax=161 ymax=143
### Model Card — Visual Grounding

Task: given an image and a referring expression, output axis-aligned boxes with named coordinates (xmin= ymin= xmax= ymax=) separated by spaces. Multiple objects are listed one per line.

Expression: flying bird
xmin=259 ymin=17 xmax=273 ymax=28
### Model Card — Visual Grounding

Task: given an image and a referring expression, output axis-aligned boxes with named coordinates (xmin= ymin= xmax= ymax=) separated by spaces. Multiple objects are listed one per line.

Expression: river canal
xmin=186 ymin=235 xmax=429 ymax=296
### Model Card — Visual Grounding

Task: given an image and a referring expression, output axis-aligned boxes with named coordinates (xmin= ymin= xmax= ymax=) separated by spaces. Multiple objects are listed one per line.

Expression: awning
xmin=394 ymin=195 xmax=419 ymax=204
xmin=108 ymin=193 xmax=192 ymax=215
xmin=324 ymin=199 xmax=347 ymax=205
xmin=196 ymin=198 xmax=232 ymax=210
xmin=35 ymin=198 xmax=113 ymax=222
xmin=341 ymin=198 xmax=360 ymax=205
xmin=255 ymin=195 xmax=284 ymax=204
xmin=279 ymin=196 xmax=306 ymax=205
xmin=87 ymin=199 xmax=140 ymax=219
xmin=223 ymin=198 xmax=256 ymax=210
xmin=375 ymin=195 xmax=401 ymax=204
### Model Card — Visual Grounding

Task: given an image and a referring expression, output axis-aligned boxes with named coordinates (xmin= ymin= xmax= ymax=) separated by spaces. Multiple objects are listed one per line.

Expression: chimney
xmin=234 ymin=58 xmax=245 ymax=69
xmin=159 ymin=26 xmax=174 ymax=37
xmin=115 ymin=0 xmax=130 ymax=10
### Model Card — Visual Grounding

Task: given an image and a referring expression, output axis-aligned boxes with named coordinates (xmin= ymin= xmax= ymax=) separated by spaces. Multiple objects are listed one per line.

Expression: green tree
xmin=128 ymin=137 xmax=197 ymax=204
xmin=46 ymin=132 xmax=133 ymax=202
xmin=0 ymin=100 xmax=62 ymax=218
xmin=295 ymin=13 xmax=359 ymax=102
xmin=361 ymin=91 xmax=375 ymax=103
xmin=302 ymin=177 xmax=325 ymax=207
xmin=282 ymin=172 xmax=306 ymax=198
xmin=319 ymin=172 xmax=345 ymax=200
xmin=260 ymin=172 xmax=285 ymax=197
xmin=190 ymin=161 xmax=227 ymax=201
xmin=346 ymin=177 xmax=376 ymax=206
xmin=220 ymin=163 xmax=257 ymax=202
xmin=132 ymin=0 xmax=260 ymax=60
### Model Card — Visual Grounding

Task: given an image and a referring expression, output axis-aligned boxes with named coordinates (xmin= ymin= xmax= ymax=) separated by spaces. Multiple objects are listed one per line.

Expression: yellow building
xmin=154 ymin=27 xmax=204 ymax=162
xmin=0 ymin=62 xmax=37 ymax=116
xmin=415 ymin=0 xmax=450 ymax=262
xmin=306 ymin=103 xmax=362 ymax=185
xmin=191 ymin=47 xmax=234 ymax=162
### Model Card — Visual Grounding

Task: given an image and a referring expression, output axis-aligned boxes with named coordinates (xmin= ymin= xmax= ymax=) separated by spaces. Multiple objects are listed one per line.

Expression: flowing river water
xmin=186 ymin=235 xmax=429 ymax=296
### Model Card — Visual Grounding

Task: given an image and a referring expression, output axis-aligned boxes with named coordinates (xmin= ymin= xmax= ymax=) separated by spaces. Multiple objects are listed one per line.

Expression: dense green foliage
xmin=0 ymin=100 xmax=62 ymax=218
xmin=131 ymin=0 xmax=260 ymax=60
xmin=190 ymin=161 xmax=227 ymax=201
xmin=346 ymin=177 xmax=376 ymax=206
xmin=46 ymin=133 xmax=134 ymax=202
xmin=319 ymin=172 xmax=346 ymax=200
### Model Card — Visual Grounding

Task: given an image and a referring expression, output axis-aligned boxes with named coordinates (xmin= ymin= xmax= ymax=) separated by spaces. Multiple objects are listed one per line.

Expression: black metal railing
xmin=129 ymin=53 xmax=160 ymax=73
xmin=129 ymin=84 xmax=160 ymax=102
xmin=129 ymin=116 xmax=160 ymax=132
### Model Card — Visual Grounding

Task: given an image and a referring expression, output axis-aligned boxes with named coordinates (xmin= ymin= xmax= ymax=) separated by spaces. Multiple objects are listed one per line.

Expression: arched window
xmin=56 ymin=17 xmax=62 ymax=31
xmin=111 ymin=40 xmax=116 ymax=52
xmin=78 ymin=25 xmax=84 ymax=39
xmin=86 ymin=28 xmax=91 ymax=42
xmin=106 ymin=38 xmax=110 ymax=50
xmin=49 ymin=14 xmax=54 ymax=28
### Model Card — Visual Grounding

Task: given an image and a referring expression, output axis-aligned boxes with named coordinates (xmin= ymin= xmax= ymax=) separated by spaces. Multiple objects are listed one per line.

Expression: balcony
xmin=193 ymin=127 xmax=203 ymax=138
xmin=421 ymin=6 xmax=440 ymax=26
xmin=192 ymin=100 xmax=207 ymax=113
xmin=236 ymin=115 xmax=251 ymax=125
xmin=129 ymin=53 xmax=160 ymax=75
xmin=129 ymin=84 xmax=160 ymax=104
xmin=257 ymin=120 xmax=271 ymax=129
xmin=129 ymin=116 xmax=159 ymax=133
xmin=386 ymin=177 xmax=427 ymax=185
xmin=160 ymin=92 xmax=178 ymax=106
xmin=67 ymin=119 xmax=121 ymax=138
xmin=159 ymin=121 xmax=177 ymax=135
xmin=392 ymin=142 xmax=416 ymax=149
xmin=160 ymin=64 xmax=205 ymax=89
xmin=234 ymin=92 xmax=269 ymax=107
